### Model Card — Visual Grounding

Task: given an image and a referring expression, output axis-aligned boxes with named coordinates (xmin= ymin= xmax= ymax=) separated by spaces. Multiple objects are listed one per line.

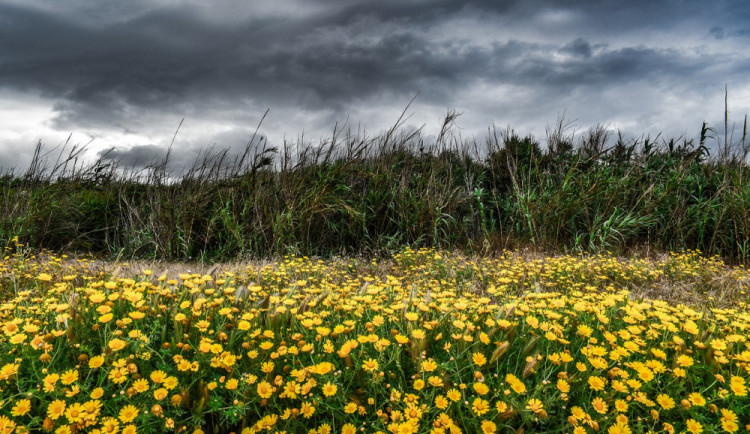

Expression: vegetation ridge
xmin=1 ymin=115 xmax=749 ymax=263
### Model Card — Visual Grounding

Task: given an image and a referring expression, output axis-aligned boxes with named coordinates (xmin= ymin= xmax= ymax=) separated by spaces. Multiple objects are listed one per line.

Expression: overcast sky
xmin=1 ymin=0 xmax=749 ymax=171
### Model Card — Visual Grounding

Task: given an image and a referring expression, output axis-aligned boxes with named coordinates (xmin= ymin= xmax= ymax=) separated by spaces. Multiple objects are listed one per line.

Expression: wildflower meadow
xmin=1 ymin=243 xmax=749 ymax=433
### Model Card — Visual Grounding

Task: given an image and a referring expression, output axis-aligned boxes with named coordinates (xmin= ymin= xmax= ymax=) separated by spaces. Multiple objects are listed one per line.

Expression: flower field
xmin=1 ymin=246 xmax=749 ymax=433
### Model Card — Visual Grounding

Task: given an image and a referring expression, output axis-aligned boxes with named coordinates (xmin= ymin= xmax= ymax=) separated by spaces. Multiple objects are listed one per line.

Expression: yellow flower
xmin=150 ymin=370 xmax=167 ymax=384
xmin=686 ymin=419 xmax=703 ymax=434
xmin=322 ymin=382 xmax=338 ymax=397
xmin=683 ymin=320 xmax=699 ymax=335
xmin=473 ymin=382 xmax=489 ymax=395
xmin=61 ymin=369 xmax=79 ymax=385
xmin=730 ymin=376 xmax=747 ymax=396
xmin=43 ymin=373 xmax=60 ymax=392
xmin=300 ymin=402 xmax=315 ymax=418
xmin=472 ymin=398 xmax=490 ymax=416
xmin=588 ymin=375 xmax=606 ymax=391
xmin=133 ymin=378 xmax=150 ymax=393
xmin=90 ymin=387 xmax=104 ymax=399
xmin=65 ymin=384 xmax=80 ymax=398
xmin=481 ymin=420 xmax=497 ymax=433
xmin=577 ymin=324 xmax=593 ymax=337
xmin=257 ymin=381 xmax=274 ymax=399
xmin=163 ymin=376 xmax=178 ymax=390
xmin=83 ymin=399 xmax=102 ymax=418
xmin=636 ymin=367 xmax=654 ymax=383
xmin=687 ymin=392 xmax=706 ymax=406
xmin=607 ymin=422 xmax=632 ymax=434
xmin=38 ymin=273 xmax=53 ymax=282
xmin=447 ymin=389 xmax=461 ymax=402
xmin=109 ymin=367 xmax=128 ymax=384
xmin=279 ymin=381 xmax=302 ymax=399
xmin=362 ymin=358 xmax=379 ymax=372
xmin=592 ymin=397 xmax=608 ymax=414
xmin=526 ymin=398 xmax=544 ymax=414
xmin=11 ymin=399 xmax=31 ymax=417
xmin=472 ymin=352 xmax=487 ymax=367
xmin=421 ymin=359 xmax=437 ymax=372
xmin=413 ymin=379 xmax=425 ymax=391
xmin=614 ymin=399 xmax=628 ymax=412
xmin=0 ymin=363 xmax=19 ymax=381
xmin=9 ymin=333 xmax=26 ymax=344
xmin=557 ymin=378 xmax=570 ymax=393
xmin=108 ymin=338 xmax=127 ymax=352
xmin=176 ymin=359 xmax=191 ymax=371
xmin=570 ymin=406 xmax=586 ymax=420
xmin=656 ymin=393 xmax=675 ymax=410
xmin=721 ymin=419 xmax=739 ymax=433
xmin=395 ymin=334 xmax=409 ymax=344
xmin=195 ymin=320 xmax=210 ymax=332
xmin=506 ymin=374 xmax=526 ymax=394
xmin=261 ymin=361 xmax=275 ymax=373
xmin=720 ymin=408 xmax=737 ymax=425
xmin=47 ymin=399 xmax=66 ymax=420
xmin=676 ymin=354 xmax=694 ymax=367
xmin=89 ymin=355 xmax=105 ymax=369
xmin=100 ymin=417 xmax=120 ymax=433
xmin=65 ymin=402 xmax=85 ymax=424
xmin=429 ymin=376 xmax=444 ymax=387
xmin=225 ymin=378 xmax=238 ymax=390
xmin=489 ymin=402 xmax=506 ymax=415
xmin=118 ymin=405 xmax=139 ymax=423
xmin=404 ymin=402 xmax=422 ymax=420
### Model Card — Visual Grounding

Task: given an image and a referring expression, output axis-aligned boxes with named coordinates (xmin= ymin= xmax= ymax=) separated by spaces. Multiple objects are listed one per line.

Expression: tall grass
xmin=1 ymin=113 xmax=749 ymax=263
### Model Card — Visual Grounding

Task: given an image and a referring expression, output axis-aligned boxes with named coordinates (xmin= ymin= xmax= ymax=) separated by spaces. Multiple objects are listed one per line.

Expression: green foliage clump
xmin=1 ymin=116 xmax=749 ymax=263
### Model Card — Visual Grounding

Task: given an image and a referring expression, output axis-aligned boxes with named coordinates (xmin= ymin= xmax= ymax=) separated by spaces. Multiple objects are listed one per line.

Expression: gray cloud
xmin=1 ymin=0 xmax=749 ymax=169
xmin=100 ymin=144 xmax=167 ymax=168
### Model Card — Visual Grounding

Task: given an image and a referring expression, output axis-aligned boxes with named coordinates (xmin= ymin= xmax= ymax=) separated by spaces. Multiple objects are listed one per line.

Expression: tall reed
xmin=1 ymin=114 xmax=748 ymax=264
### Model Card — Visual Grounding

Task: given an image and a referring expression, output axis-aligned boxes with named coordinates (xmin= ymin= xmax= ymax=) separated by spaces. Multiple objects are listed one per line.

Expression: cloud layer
xmin=1 ymin=0 xmax=749 ymax=170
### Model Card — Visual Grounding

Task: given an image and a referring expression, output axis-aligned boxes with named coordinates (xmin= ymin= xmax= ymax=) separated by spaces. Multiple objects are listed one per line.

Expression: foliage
xmin=1 ymin=118 xmax=749 ymax=264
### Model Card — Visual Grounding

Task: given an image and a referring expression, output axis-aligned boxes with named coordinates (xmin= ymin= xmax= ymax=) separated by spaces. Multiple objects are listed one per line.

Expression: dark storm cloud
xmin=100 ymin=144 xmax=167 ymax=168
xmin=96 ymin=126 xmax=270 ymax=172
xmin=0 ymin=4 xmax=720 ymax=114
xmin=1 ymin=0 xmax=749 ymax=169
xmin=561 ymin=39 xmax=594 ymax=58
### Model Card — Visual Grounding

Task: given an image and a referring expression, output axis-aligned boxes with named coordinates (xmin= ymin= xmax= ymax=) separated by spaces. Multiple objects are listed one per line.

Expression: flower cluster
xmin=0 ymin=246 xmax=749 ymax=433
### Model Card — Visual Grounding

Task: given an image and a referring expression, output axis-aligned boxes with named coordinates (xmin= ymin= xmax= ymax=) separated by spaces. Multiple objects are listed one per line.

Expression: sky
xmin=1 ymin=0 xmax=749 ymax=172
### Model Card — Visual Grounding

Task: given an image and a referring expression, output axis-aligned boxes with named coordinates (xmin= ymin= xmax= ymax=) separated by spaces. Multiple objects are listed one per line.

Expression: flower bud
xmin=151 ymin=404 xmax=164 ymax=417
